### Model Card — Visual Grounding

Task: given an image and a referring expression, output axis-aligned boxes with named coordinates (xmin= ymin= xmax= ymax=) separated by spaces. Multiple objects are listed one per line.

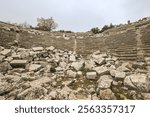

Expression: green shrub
xmin=91 ymin=27 xmax=100 ymax=34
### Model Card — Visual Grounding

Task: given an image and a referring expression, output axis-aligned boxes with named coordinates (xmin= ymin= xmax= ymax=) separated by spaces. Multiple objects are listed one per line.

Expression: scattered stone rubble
xmin=0 ymin=46 xmax=150 ymax=100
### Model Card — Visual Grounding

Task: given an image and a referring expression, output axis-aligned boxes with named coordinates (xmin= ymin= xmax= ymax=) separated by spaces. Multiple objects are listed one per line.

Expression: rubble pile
xmin=0 ymin=46 xmax=150 ymax=100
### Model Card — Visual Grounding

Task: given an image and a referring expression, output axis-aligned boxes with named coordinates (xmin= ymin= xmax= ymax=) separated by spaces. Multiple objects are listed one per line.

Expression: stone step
xmin=116 ymin=49 xmax=137 ymax=52
xmin=144 ymin=53 xmax=150 ymax=57
xmin=145 ymin=57 xmax=150 ymax=62
xmin=118 ymin=57 xmax=137 ymax=61
xmin=116 ymin=51 xmax=137 ymax=54
xmin=116 ymin=54 xmax=137 ymax=57
xmin=117 ymin=47 xmax=137 ymax=50
xmin=143 ymin=50 xmax=150 ymax=53
xmin=142 ymin=48 xmax=150 ymax=50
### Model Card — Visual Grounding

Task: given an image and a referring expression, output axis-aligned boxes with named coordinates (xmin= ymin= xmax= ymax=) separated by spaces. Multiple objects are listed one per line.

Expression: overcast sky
xmin=0 ymin=0 xmax=150 ymax=32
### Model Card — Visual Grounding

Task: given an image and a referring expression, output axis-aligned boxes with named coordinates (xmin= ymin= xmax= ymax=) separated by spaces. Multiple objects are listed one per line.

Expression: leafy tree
xmin=100 ymin=23 xmax=114 ymax=33
xmin=37 ymin=17 xmax=57 ymax=31
xmin=91 ymin=27 xmax=100 ymax=34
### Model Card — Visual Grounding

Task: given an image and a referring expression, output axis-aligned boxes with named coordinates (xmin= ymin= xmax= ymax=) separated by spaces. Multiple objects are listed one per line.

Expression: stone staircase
xmin=140 ymin=25 xmax=150 ymax=73
xmin=107 ymin=30 xmax=138 ymax=61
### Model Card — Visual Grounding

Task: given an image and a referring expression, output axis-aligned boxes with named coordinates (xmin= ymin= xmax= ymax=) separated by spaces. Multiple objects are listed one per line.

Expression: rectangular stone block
xmin=10 ymin=60 xmax=28 ymax=68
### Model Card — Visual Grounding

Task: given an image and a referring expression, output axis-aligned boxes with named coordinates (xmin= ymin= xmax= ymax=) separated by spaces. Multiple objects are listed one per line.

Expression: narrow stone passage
xmin=135 ymin=28 xmax=145 ymax=62
xmin=74 ymin=38 xmax=77 ymax=54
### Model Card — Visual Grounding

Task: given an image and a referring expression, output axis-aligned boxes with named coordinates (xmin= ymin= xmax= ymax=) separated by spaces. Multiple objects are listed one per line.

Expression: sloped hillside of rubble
xmin=0 ymin=46 xmax=150 ymax=100
xmin=0 ymin=17 xmax=150 ymax=100
xmin=0 ymin=17 xmax=150 ymax=61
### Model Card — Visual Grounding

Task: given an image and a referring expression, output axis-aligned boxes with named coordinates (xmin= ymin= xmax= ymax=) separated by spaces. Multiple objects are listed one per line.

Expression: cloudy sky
xmin=0 ymin=0 xmax=150 ymax=32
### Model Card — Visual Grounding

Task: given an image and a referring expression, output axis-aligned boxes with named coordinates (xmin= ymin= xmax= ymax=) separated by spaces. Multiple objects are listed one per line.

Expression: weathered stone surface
xmin=132 ymin=62 xmax=146 ymax=69
xmin=94 ymin=66 xmax=110 ymax=76
xmin=110 ymin=70 xmax=126 ymax=80
xmin=71 ymin=61 xmax=84 ymax=71
xmin=60 ymin=86 xmax=72 ymax=99
xmin=0 ymin=49 xmax=11 ymax=56
xmin=97 ymin=75 xmax=113 ymax=89
xmin=47 ymin=90 xmax=58 ymax=99
xmin=92 ymin=55 xmax=105 ymax=65
xmin=86 ymin=72 xmax=97 ymax=80
xmin=55 ymin=66 xmax=63 ymax=72
xmin=32 ymin=47 xmax=44 ymax=51
xmin=124 ymin=74 xmax=150 ymax=92
xmin=84 ymin=60 xmax=95 ymax=70
xmin=99 ymin=89 xmax=116 ymax=100
xmin=142 ymin=93 xmax=150 ymax=100
xmin=46 ymin=46 xmax=55 ymax=51
xmin=69 ymin=92 xmax=77 ymax=100
xmin=17 ymin=86 xmax=47 ymax=99
xmin=11 ymin=54 xmax=21 ymax=59
xmin=0 ymin=45 xmax=150 ymax=100
xmin=0 ymin=62 xmax=12 ymax=73
xmin=0 ymin=55 xmax=5 ymax=63
xmin=0 ymin=82 xmax=13 ymax=95
xmin=29 ymin=64 xmax=42 ymax=72
xmin=77 ymin=71 xmax=82 ymax=76
xmin=69 ymin=55 xmax=76 ymax=62
xmin=117 ymin=62 xmax=132 ymax=72
xmin=59 ymin=62 xmax=67 ymax=70
xmin=10 ymin=60 xmax=28 ymax=68
xmin=66 ymin=70 xmax=77 ymax=78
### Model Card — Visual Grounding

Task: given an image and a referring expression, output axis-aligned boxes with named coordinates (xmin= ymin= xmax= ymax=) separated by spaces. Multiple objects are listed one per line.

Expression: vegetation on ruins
xmin=36 ymin=17 xmax=58 ymax=31
xmin=90 ymin=27 xmax=100 ymax=34
xmin=91 ymin=23 xmax=115 ymax=34
xmin=99 ymin=23 xmax=114 ymax=33
xmin=58 ymin=30 xmax=73 ymax=33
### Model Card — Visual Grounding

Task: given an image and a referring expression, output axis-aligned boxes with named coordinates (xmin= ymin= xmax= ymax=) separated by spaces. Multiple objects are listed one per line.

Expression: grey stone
xmin=86 ymin=72 xmax=97 ymax=80
xmin=110 ymin=70 xmax=126 ymax=80
xmin=69 ymin=55 xmax=76 ymax=62
xmin=99 ymin=89 xmax=116 ymax=100
xmin=29 ymin=64 xmax=42 ymax=72
xmin=142 ymin=93 xmax=150 ymax=100
xmin=59 ymin=62 xmax=67 ymax=70
xmin=84 ymin=60 xmax=95 ymax=70
xmin=97 ymin=75 xmax=113 ymax=89
xmin=11 ymin=54 xmax=21 ymax=59
xmin=117 ymin=62 xmax=132 ymax=72
xmin=48 ymin=91 xmax=58 ymax=99
xmin=132 ymin=62 xmax=146 ymax=69
xmin=17 ymin=86 xmax=47 ymax=100
xmin=32 ymin=47 xmax=44 ymax=51
xmin=0 ymin=82 xmax=13 ymax=95
xmin=92 ymin=55 xmax=105 ymax=65
xmin=0 ymin=49 xmax=11 ymax=56
xmin=10 ymin=60 xmax=28 ymax=68
xmin=0 ymin=55 xmax=5 ymax=63
xmin=94 ymin=66 xmax=110 ymax=76
xmin=66 ymin=70 xmax=77 ymax=78
xmin=71 ymin=61 xmax=84 ymax=71
xmin=55 ymin=67 xmax=63 ymax=72
xmin=46 ymin=46 xmax=55 ymax=51
xmin=60 ymin=86 xmax=72 ymax=99
xmin=124 ymin=74 xmax=150 ymax=92
xmin=0 ymin=62 xmax=12 ymax=73
xmin=77 ymin=71 xmax=83 ymax=76
xmin=69 ymin=92 xmax=77 ymax=100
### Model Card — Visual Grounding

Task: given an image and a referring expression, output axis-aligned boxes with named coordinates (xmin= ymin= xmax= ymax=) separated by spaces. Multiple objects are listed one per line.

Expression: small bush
xmin=59 ymin=30 xmax=73 ymax=33
xmin=91 ymin=27 xmax=100 ymax=34
xmin=36 ymin=17 xmax=58 ymax=31
xmin=100 ymin=23 xmax=114 ymax=33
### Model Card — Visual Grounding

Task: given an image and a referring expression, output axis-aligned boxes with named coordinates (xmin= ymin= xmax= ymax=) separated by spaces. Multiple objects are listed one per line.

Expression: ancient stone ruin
xmin=0 ymin=18 xmax=150 ymax=100
xmin=0 ymin=46 xmax=150 ymax=100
